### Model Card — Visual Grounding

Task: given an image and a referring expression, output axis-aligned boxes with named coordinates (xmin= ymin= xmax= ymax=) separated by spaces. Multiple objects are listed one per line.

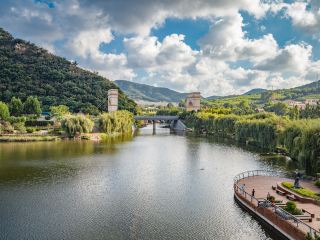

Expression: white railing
xmin=234 ymin=170 xmax=319 ymax=238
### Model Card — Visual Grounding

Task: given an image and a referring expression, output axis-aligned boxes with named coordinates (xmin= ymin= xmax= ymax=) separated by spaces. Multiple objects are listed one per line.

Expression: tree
xmin=9 ymin=97 xmax=23 ymax=116
xmin=50 ymin=105 xmax=70 ymax=118
xmin=167 ymin=102 xmax=174 ymax=108
xmin=289 ymin=106 xmax=299 ymax=120
xmin=23 ymin=96 xmax=42 ymax=115
xmin=61 ymin=115 xmax=94 ymax=137
xmin=0 ymin=102 xmax=10 ymax=120
xmin=265 ymin=102 xmax=288 ymax=116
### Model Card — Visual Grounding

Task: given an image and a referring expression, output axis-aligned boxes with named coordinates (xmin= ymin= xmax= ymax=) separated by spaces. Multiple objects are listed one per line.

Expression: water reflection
xmin=0 ymin=126 xmax=279 ymax=239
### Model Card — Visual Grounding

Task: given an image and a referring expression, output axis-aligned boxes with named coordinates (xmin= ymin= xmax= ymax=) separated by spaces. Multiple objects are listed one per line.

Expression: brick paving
xmin=238 ymin=176 xmax=320 ymax=231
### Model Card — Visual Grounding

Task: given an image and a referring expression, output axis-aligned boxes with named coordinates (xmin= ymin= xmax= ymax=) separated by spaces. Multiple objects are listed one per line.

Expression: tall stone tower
xmin=108 ymin=89 xmax=118 ymax=112
xmin=186 ymin=92 xmax=201 ymax=112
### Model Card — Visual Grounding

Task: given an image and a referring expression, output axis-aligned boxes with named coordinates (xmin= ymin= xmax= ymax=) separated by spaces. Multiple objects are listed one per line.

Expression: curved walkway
xmin=234 ymin=171 xmax=320 ymax=240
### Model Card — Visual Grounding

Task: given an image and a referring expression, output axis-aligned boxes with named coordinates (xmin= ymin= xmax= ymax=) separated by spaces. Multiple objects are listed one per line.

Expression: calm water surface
xmin=0 ymin=126 xmax=289 ymax=240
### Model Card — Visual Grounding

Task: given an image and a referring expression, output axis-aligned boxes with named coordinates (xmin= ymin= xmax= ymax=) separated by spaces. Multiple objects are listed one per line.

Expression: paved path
xmin=238 ymin=176 xmax=320 ymax=230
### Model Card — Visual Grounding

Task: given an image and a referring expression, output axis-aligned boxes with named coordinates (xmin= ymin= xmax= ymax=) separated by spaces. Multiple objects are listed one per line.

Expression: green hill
xmin=207 ymin=80 xmax=320 ymax=106
xmin=115 ymin=80 xmax=187 ymax=102
xmin=243 ymin=88 xmax=267 ymax=95
xmin=0 ymin=28 xmax=136 ymax=113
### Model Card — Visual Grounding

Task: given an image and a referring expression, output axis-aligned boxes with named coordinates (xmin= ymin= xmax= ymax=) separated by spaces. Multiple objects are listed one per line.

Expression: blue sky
xmin=0 ymin=0 xmax=320 ymax=96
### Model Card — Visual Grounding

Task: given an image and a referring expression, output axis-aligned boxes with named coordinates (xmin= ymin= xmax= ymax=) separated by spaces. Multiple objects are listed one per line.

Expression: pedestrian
xmin=267 ymin=192 xmax=270 ymax=200
xmin=252 ymin=188 xmax=255 ymax=197
xmin=242 ymin=184 xmax=246 ymax=194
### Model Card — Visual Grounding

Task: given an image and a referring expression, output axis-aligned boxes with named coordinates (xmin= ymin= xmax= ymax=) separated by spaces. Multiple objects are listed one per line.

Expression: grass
xmin=282 ymin=182 xmax=320 ymax=200
xmin=0 ymin=135 xmax=59 ymax=142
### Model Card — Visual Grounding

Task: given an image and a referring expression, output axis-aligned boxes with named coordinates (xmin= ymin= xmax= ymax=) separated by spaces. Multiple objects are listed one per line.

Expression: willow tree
xmin=98 ymin=110 xmax=134 ymax=135
xmin=62 ymin=115 xmax=94 ymax=137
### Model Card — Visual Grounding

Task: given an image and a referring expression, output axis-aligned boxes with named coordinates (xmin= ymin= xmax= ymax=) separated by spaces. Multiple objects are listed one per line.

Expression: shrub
xmin=315 ymin=180 xmax=320 ymax=188
xmin=267 ymin=195 xmax=275 ymax=202
xmin=26 ymin=127 xmax=36 ymax=133
xmin=1 ymin=122 xmax=14 ymax=133
xmin=12 ymin=122 xmax=26 ymax=133
xmin=282 ymin=182 xmax=320 ymax=200
xmin=284 ymin=201 xmax=302 ymax=215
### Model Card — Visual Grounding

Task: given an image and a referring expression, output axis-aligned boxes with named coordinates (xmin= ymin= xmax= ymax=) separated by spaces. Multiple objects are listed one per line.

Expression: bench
xmin=276 ymin=189 xmax=286 ymax=196
xmin=275 ymin=203 xmax=286 ymax=207
xmin=302 ymin=209 xmax=315 ymax=218
xmin=295 ymin=215 xmax=312 ymax=222
xmin=286 ymin=194 xmax=297 ymax=201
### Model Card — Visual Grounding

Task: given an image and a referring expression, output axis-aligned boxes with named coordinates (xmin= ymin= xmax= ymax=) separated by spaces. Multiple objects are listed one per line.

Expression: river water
xmin=0 ymin=126 xmax=289 ymax=240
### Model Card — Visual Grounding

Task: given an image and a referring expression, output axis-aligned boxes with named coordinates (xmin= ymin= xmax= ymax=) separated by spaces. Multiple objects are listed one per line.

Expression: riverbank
xmin=0 ymin=131 xmax=134 ymax=142
xmin=184 ymin=113 xmax=320 ymax=175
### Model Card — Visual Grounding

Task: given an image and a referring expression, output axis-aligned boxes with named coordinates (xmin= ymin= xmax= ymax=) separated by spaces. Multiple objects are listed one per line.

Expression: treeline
xmin=0 ymin=95 xmax=134 ymax=137
xmin=184 ymin=111 xmax=320 ymax=175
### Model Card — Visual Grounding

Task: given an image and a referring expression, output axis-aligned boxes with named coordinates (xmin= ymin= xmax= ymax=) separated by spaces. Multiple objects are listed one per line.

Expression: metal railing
xmin=234 ymin=170 xmax=320 ymax=238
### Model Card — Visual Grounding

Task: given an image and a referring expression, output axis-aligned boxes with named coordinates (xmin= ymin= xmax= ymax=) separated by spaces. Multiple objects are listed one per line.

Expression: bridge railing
xmin=134 ymin=115 xmax=179 ymax=121
xmin=234 ymin=170 xmax=319 ymax=238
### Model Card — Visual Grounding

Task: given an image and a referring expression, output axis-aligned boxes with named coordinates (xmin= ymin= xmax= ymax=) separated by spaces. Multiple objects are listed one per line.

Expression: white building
xmin=186 ymin=92 xmax=201 ymax=112
xmin=108 ymin=89 xmax=118 ymax=112
xmin=305 ymin=99 xmax=319 ymax=106
xmin=283 ymin=100 xmax=306 ymax=110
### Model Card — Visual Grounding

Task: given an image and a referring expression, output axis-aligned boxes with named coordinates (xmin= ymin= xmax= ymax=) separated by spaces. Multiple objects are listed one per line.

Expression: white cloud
xmin=199 ymin=14 xmax=279 ymax=62
xmin=70 ymin=29 xmax=114 ymax=58
xmin=0 ymin=0 xmax=319 ymax=96
xmin=255 ymin=44 xmax=312 ymax=73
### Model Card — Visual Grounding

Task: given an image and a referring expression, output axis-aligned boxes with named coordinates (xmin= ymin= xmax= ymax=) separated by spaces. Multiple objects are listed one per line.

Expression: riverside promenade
xmin=234 ymin=170 xmax=320 ymax=240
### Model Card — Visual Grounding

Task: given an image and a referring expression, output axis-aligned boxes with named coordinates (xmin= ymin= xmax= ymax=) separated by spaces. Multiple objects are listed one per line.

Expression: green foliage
xmin=315 ymin=180 xmax=320 ymax=188
xmin=279 ymin=119 xmax=320 ymax=175
xmin=267 ymin=195 xmax=275 ymax=202
xmin=26 ymin=127 xmax=36 ymax=133
xmin=265 ymin=102 xmax=289 ymax=116
xmin=0 ymin=28 xmax=137 ymax=113
xmin=0 ymin=101 xmax=10 ymax=120
xmin=0 ymin=121 xmax=14 ymax=133
xmin=61 ymin=115 xmax=94 ymax=137
xmin=23 ymin=96 xmax=41 ymax=115
xmin=9 ymin=97 xmax=23 ymax=116
xmin=284 ymin=201 xmax=302 ymax=215
xmin=98 ymin=110 xmax=133 ymax=135
xmin=80 ymin=103 xmax=100 ymax=115
xmin=50 ymin=105 xmax=70 ymax=118
xmin=282 ymin=182 xmax=320 ymax=200
xmin=12 ymin=121 xmax=26 ymax=133
xmin=25 ymin=120 xmax=53 ymax=127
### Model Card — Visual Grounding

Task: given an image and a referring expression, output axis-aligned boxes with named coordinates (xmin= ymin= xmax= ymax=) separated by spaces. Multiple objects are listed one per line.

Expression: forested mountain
xmin=115 ymin=80 xmax=187 ymax=102
xmin=243 ymin=88 xmax=267 ymax=95
xmin=206 ymin=80 xmax=320 ymax=106
xmin=0 ymin=28 xmax=136 ymax=113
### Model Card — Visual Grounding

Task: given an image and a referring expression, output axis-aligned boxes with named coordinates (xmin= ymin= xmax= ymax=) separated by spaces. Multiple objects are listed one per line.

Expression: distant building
xmin=186 ymin=92 xmax=201 ymax=112
xmin=282 ymin=100 xmax=306 ymax=110
xmin=108 ymin=89 xmax=118 ymax=112
xmin=305 ymin=99 xmax=319 ymax=106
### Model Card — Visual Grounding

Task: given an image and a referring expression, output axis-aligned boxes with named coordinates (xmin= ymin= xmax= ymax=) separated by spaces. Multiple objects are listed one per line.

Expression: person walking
xmin=252 ymin=188 xmax=255 ymax=197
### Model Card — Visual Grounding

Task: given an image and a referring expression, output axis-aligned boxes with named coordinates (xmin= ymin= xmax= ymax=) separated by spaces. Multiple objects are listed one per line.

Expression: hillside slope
xmin=115 ymin=80 xmax=187 ymax=102
xmin=0 ymin=28 xmax=136 ymax=113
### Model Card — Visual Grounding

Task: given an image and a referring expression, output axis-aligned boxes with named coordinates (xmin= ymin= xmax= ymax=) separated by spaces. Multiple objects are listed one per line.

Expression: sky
xmin=1 ymin=0 xmax=320 ymax=97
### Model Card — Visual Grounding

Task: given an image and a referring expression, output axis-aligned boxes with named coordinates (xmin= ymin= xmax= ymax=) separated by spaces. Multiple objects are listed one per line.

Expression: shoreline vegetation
xmin=0 ymin=98 xmax=135 ymax=143
xmin=148 ymin=100 xmax=320 ymax=176
xmin=183 ymin=111 xmax=320 ymax=175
